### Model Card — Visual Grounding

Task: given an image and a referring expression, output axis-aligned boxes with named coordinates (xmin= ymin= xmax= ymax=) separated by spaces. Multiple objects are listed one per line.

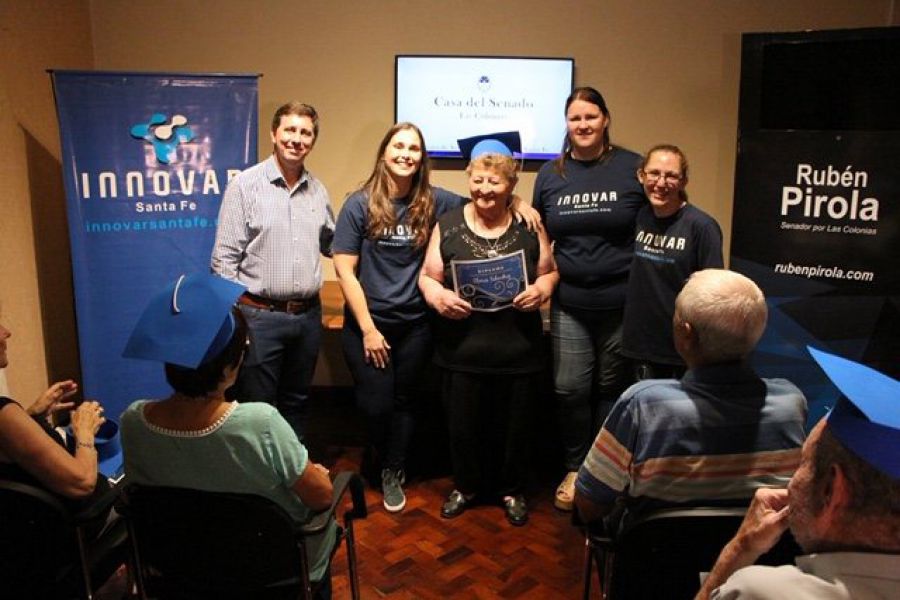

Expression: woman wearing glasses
xmin=532 ymin=87 xmax=645 ymax=512
xmin=620 ymin=144 xmax=723 ymax=380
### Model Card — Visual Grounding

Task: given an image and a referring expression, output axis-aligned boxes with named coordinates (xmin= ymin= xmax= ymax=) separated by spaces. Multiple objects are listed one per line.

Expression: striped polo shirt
xmin=576 ymin=362 xmax=807 ymax=516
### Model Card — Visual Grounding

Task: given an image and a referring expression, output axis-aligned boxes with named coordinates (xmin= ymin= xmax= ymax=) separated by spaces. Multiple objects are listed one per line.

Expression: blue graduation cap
xmin=123 ymin=273 xmax=246 ymax=369
xmin=808 ymin=346 xmax=900 ymax=480
xmin=457 ymin=131 xmax=522 ymax=161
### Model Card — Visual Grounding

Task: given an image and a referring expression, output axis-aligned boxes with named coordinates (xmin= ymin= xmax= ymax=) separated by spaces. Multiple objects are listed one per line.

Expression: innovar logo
xmin=130 ymin=113 xmax=195 ymax=164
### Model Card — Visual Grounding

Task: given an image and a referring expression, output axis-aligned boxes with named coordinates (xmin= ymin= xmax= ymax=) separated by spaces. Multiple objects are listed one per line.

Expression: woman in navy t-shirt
xmin=332 ymin=123 xmax=464 ymax=514
xmin=532 ymin=87 xmax=646 ymax=512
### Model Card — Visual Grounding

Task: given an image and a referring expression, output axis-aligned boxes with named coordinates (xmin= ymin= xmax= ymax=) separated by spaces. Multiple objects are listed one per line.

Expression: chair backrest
xmin=610 ymin=507 xmax=747 ymax=600
xmin=123 ymin=484 xmax=311 ymax=597
xmin=0 ymin=479 xmax=84 ymax=596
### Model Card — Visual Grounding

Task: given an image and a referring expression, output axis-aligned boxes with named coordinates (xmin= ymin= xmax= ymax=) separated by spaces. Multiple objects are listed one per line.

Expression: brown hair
xmin=640 ymin=143 xmax=690 ymax=202
xmin=552 ymin=86 xmax=611 ymax=177
xmin=362 ymin=123 xmax=434 ymax=248
xmin=271 ymin=101 xmax=319 ymax=138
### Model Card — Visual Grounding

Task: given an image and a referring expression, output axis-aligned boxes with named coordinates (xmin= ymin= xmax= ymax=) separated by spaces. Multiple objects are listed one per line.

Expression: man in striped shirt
xmin=211 ymin=101 xmax=335 ymax=442
xmin=574 ymin=269 xmax=807 ymax=529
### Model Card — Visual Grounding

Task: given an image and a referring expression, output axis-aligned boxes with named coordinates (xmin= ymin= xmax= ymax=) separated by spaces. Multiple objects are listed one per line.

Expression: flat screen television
xmin=395 ymin=55 xmax=574 ymax=160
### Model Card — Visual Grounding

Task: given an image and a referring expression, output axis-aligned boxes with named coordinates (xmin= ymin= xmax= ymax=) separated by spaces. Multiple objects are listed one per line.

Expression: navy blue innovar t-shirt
xmin=621 ymin=203 xmax=724 ymax=365
xmin=333 ymin=186 xmax=464 ymax=325
xmin=533 ymin=148 xmax=646 ymax=311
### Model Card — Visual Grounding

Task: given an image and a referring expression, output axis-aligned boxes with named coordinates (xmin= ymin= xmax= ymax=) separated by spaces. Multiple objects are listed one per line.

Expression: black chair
xmin=0 ymin=478 xmax=129 ymax=599
xmin=581 ymin=506 xmax=801 ymax=600
xmin=121 ymin=471 xmax=367 ymax=600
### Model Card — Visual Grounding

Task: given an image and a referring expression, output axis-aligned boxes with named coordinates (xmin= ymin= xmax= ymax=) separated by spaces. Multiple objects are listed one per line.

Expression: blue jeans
xmin=234 ymin=304 xmax=322 ymax=442
xmin=341 ymin=316 xmax=432 ymax=471
xmin=551 ymin=304 xmax=631 ymax=471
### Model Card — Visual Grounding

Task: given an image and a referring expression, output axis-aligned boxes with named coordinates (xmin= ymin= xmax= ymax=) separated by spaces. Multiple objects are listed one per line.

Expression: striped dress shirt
xmin=211 ymin=155 xmax=334 ymax=300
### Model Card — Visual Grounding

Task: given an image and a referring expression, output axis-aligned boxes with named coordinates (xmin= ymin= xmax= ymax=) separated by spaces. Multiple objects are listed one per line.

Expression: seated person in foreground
xmin=575 ymin=269 xmax=807 ymax=528
xmin=0 ymin=320 xmax=107 ymax=501
xmin=698 ymin=348 xmax=900 ymax=600
xmin=120 ymin=273 xmax=335 ymax=590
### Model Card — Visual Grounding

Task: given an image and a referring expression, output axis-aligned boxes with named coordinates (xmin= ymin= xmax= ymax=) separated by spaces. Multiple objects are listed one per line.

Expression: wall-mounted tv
xmin=395 ymin=55 xmax=574 ymax=160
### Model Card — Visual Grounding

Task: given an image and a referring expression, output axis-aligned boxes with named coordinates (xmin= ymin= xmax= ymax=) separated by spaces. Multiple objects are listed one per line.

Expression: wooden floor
xmin=325 ymin=447 xmax=586 ymax=600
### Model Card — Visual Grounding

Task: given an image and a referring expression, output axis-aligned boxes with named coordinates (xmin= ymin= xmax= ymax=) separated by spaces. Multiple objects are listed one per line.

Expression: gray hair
xmin=674 ymin=269 xmax=767 ymax=363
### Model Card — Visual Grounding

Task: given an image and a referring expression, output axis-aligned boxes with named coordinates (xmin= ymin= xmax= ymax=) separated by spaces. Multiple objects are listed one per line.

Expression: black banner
xmin=731 ymin=30 xmax=900 ymax=423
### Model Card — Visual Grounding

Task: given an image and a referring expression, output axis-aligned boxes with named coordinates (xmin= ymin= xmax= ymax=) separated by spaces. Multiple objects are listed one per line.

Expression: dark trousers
xmin=341 ymin=317 xmax=432 ymax=471
xmin=442 ymin=370 xmax=538 ymax=497
xmin=234 ymin=304 xmax=322 ymax=442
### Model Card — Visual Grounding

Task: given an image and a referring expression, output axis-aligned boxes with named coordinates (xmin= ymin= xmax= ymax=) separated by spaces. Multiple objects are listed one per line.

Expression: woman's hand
xmin=433 ymin=289 xmax=473 ymax=320
xmin=29 ymin=380 xmax=78 ymax=418
xmin=363 ymin=328 xmax=391 ymax=369
xmin=70 ymin=401 xmax=105 ymax=446
xmin=513 ymin=285 xmax=546 ymax=312
xmin=509 ymin=195 xmax=542 ymax=232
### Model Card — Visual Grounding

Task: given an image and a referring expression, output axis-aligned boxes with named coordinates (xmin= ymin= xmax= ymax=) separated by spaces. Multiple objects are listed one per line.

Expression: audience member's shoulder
xmin=231 ymin=400 xmax=278 ymax=419
xmin=120 ymin=400 xmax=152 ymax=432
xmin=760 ymin=377 xmax=806 ymax=400
xmin=229 ymin=401 xmax=287 ymax=431
xmin=620 ymin=378 xmax=683 ymax=405
xmin=0 ymin=396 xmax=20 ymax=411
xmin=712 ymin=564 xmax=832 ymax=599
xmin=121 ymin=399 xmax=150 ymax=420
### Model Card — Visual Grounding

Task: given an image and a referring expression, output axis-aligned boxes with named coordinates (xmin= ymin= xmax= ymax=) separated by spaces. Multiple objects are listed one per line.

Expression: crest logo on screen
xmin=130 ymin=113 xmax=195 ymax=164
xmin=477 ymin=75 xmax=492 ymax=93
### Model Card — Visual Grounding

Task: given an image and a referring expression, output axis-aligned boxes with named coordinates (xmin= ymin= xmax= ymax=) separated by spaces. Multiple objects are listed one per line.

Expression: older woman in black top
xmin=419 ymin=133 xmax=558 ymax=526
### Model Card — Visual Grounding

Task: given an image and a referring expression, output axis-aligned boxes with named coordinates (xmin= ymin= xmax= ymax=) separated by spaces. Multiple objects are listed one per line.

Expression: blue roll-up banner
xmin=51 ymin=71 xmax=259 ymax=422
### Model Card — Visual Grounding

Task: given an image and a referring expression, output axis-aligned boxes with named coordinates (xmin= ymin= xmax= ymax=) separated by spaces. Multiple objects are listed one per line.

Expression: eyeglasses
xmin=642 ymin=170 xmax=682 ymax=185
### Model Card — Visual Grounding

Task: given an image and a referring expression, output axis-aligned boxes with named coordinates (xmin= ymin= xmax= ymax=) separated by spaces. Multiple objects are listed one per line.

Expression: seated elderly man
xmin=698 ymin=348 xmax=900 ymax=599
xmin=575 ymin=269 xmax=807 ymax=527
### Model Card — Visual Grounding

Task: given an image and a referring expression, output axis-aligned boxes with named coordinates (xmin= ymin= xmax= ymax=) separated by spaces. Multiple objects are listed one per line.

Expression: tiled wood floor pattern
xmin=327 ymin=448 xmax=585 ymax=599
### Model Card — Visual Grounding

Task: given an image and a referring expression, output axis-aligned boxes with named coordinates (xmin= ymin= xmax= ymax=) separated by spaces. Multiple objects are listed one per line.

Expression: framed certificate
xmin=450 ymin=250 xmax=527 ymax=312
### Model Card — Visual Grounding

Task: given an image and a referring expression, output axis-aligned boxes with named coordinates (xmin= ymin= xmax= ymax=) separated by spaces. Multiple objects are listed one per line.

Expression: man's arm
xmin=573 ymin=418 xmax=634 ymax=525
xmin=574 ymin=488 xmax=615 ymax=523
xmin=695 ymin=488 xmax=790 ymax=600
xmin=319 ymin=192 xmax=336 ymax=258
xmin=211 ymin=180 xmax=249 ymax=280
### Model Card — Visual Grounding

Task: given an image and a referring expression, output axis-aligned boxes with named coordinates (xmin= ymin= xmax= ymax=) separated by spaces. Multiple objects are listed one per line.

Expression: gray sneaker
xmin=381 ymin=468 xmax=406 ymax=512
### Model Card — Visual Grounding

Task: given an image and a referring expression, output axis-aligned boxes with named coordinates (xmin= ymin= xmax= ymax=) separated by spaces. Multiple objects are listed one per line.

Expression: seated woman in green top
xmin=120 ymin=273 xmax=335 ymax=591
